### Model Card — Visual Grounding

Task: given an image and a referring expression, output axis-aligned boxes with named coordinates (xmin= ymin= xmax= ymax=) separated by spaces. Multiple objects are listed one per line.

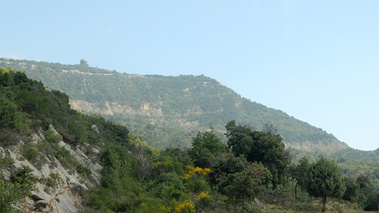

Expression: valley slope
xmin=0 ymin=58 xmax=351 ymax=155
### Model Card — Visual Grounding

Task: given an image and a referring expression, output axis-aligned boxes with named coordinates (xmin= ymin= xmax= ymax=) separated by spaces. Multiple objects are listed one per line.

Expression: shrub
xmin=77 ymin=164 xmax=91 ymax=180
xmin=20 ymin=143 xmax=45 ymax=169
xmin=44 ymin=128 xmax=62 ymax=144
xmin=45 ymin=172 xmax=63 ymax=187
xmin=0 ymin=179 xmax=32 ymax=212
xmin=10 ymin=166 xmax=36 ymax=185
xmin=174 ymin=200 xmax=196 ymax=213
xmin=22 ymin=144 xmax=39 ymax=161
xmin=0 ymin=129 xmax=23 ymax=146
xmin=55 ymin=147 xmax=72 ymax=168
xmin=38 ymin=140 xmax=55 ymax=156
xmin=182 ymin=165 xmax=211 ymax=193
xmin=0 ymin=149 xmax=11 ymax=169
xmin=199 ymin=191 xmax=211 ymax=207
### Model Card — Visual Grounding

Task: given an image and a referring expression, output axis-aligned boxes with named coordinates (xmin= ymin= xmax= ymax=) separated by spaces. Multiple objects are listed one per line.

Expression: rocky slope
xmin=0 ymin=125 xmax=102 ymax=212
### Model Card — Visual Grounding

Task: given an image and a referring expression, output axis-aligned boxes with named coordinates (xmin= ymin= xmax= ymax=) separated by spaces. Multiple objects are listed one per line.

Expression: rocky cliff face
xmin=0 ymin=125 xmax=102 ymax=213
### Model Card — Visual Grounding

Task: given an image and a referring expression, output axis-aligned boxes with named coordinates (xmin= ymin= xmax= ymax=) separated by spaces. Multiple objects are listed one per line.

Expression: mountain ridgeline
xmin=0 ymin=58 xmax=359 ymax=156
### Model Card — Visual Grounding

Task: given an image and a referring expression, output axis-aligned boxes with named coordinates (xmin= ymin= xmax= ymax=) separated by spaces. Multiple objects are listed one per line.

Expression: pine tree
xmin=305 ymin=157 xmax=345 ymax=212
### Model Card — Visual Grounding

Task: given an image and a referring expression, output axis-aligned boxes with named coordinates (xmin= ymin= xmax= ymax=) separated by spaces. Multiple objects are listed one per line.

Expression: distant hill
xmin=0 ymin=58 xmax=351 ymax=155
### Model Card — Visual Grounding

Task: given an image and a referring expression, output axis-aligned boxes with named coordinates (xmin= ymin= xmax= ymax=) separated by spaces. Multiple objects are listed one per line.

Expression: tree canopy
xmin=289 ymin=156 xmax=310 ymax=199
xmin=225 ymin=121 xmax=288 ymax=188
xmin=305 ymin=157 xmax=346 ymax=212
xmin=189 ymin=127 xmax=226 ymax=168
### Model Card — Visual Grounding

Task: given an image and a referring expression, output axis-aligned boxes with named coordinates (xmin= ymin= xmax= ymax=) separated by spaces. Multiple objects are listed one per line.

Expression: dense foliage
xmin=288 ymin=156 xmax=310 ymax=199
xmin=225 ymin=121 xmax=289 ymax=188
xmin=0 ymin=178 xmax=33 ymax=212
xmin=334 ymin=147 xmax=379 ymax=162
xmin=188 ymin=127 xmax=226 ymax=168
xmin=305 ymin=157 xmax=346 ymax=212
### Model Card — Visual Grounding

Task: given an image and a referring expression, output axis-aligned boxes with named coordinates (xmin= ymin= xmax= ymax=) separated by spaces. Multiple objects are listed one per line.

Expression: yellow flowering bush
xmin=183 ymin=165 xmax=211 ymax=180
xmin=159 ymin=205 xmax=171 ymax=213
xmin=200 ymin=191 xmax=210 ymax=199
xmin=153 ymin=160 xmax=173 ymax=168
xmin=199 ymin=191 xmax=211 ymax=206
xmin=182 ymin=165 xmax=211 ymax=193
xmin=174 ymin=200 xmax=196 ymax=213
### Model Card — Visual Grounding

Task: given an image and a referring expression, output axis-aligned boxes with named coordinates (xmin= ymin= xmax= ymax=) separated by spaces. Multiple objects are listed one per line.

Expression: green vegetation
xmin=0 ymin=67 xmax=133 ymax=210
xmin=289 ymin=156 xmax=310 ymax=199
xmin=188 ymin=126 xmax=226 ymax=168
xmin=0 ymin=179 xmax=32 ymax=212
xmin=334 ymin=147 xmax=379 ymax=161
xmin=0 ymin=165 xmax=35 ymax=212
xmin=0 ymin=58 xmax=352 ymax=156
xmin=0 ymin=67 xmax=131 ymax=149
xmin=225 ymin=122 xmax=288 ymax=189
xmin=1 ymin=67 xmax=378 ymax=212
xmin=305 ymin=157 xmax=345 ymax=212
xmin=77 ymin=164 xmax=92 ymax=180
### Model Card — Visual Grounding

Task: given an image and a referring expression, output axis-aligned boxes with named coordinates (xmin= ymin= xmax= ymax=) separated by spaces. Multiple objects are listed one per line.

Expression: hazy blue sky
xmin=1 ymin=1 xmax=378 ymax=150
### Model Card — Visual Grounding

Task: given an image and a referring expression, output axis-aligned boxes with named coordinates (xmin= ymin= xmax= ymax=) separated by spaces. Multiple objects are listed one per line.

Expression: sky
xmin=1 ymin=1 xmax=378 ymax=151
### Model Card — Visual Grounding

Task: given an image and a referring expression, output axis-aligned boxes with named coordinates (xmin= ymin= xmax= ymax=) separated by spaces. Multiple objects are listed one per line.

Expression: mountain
xmin=0 ymin=58 xmax=349 ymax=154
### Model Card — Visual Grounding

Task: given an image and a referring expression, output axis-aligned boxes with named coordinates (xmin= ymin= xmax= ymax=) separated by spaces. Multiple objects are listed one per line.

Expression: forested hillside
xmin=0 ymin=58 xmax=350 ymax=155
xmin=1 ymin=67 xmax=378 ymax=212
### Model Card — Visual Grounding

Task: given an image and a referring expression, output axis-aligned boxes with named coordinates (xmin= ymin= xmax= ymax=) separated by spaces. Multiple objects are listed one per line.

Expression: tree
xmin=305 ymin=157 xmax=345 ymax=212
xmin=0 ymin=94 xmax=24 ymax=131
xmin=355 ymin=174 xmax=378 ymax=210
xmin=129 ymin=134 xmax=154 ymax=183
xmin=225 ymin=120 xmax=287 ymax=188
xmin=225 ymin=120 xmax=254 ymax=159
xmin=218 ymin=163 xmax=271 ymax=211
xmin=94 ymin=145 xmax=142 ymax=212
xmin=209 ymin=154 xmax=248 ymax=187
xmin=289 ymin=156 xmax=309 ymax=199
xmin=189 ymin=127 xmax=226 ymax=168
xmin=342 ymin=176 xmax=359 ymax=202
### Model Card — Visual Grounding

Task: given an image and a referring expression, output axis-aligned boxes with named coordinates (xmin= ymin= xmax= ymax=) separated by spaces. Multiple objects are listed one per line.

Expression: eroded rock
xmin=1 ymin=124 xmax=102 ymax=213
